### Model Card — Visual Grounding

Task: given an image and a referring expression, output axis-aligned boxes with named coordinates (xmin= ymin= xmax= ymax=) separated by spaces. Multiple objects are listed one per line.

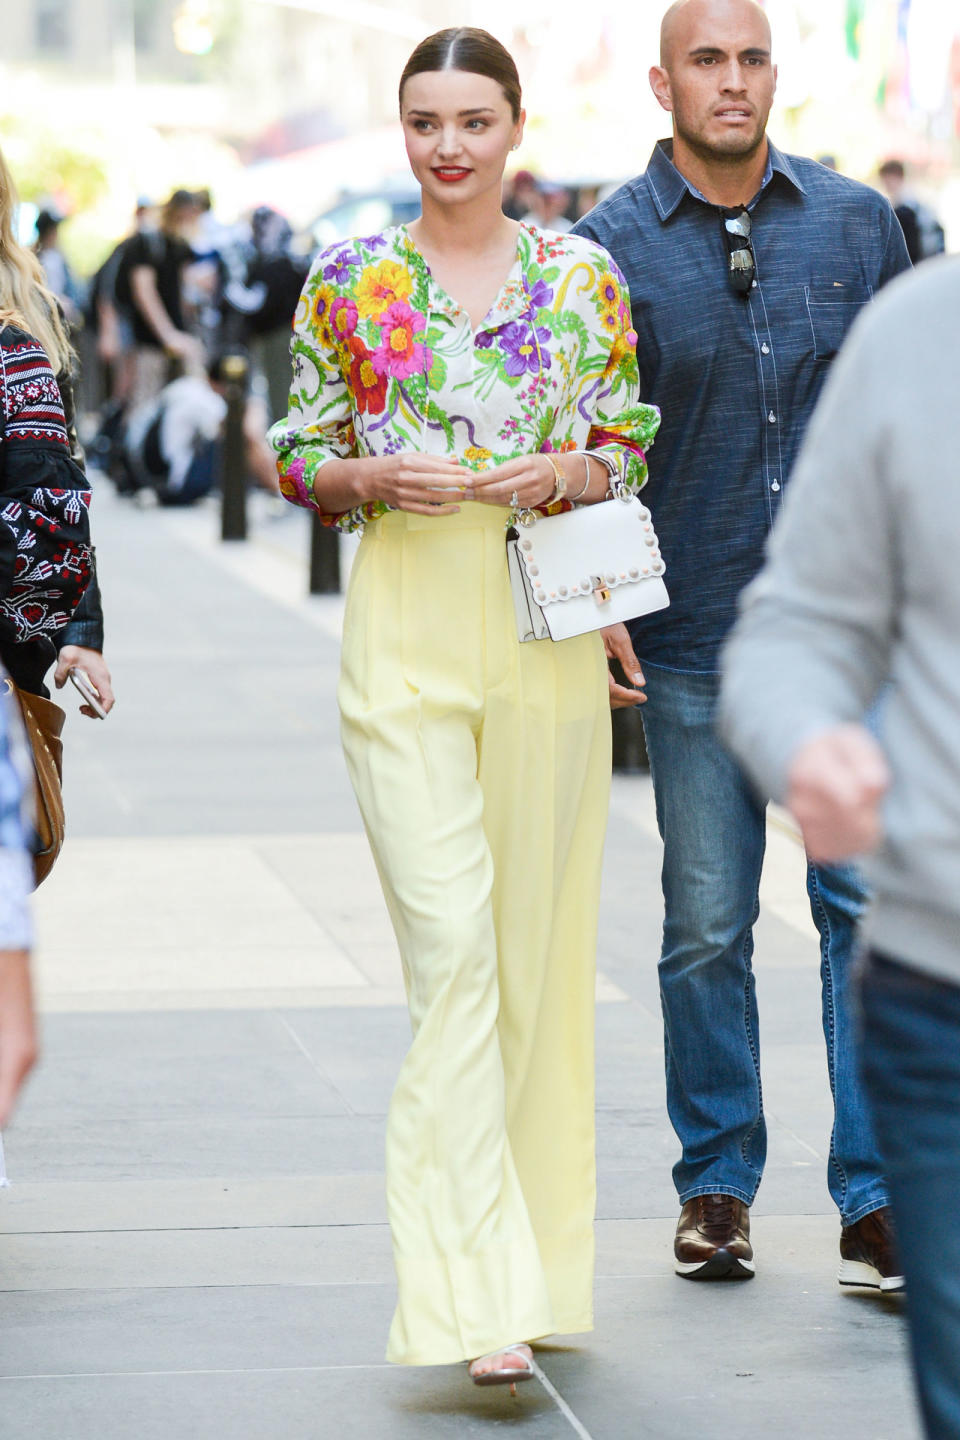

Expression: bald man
xmin=575 ymin=0 xmax=910 ymax=1287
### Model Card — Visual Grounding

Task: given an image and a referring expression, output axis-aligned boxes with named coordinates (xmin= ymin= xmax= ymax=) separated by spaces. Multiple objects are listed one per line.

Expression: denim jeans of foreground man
xmin=859 ymin=953 xmax=960 ymax=1440
xmin=639 ymin=662 xmax=888 ymax=1224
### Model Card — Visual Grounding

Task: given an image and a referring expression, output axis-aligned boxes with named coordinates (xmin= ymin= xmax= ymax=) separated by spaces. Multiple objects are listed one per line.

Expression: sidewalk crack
xmin=531 ymin=1358 xmax=597 ymax=1440
xmin=274 ymin=1013 xmax=358 ymax=1117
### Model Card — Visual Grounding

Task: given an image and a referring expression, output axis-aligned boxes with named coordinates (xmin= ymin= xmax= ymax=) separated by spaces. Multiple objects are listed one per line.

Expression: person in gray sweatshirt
xmin=719 ymin=254 xmax=960 ymax=1440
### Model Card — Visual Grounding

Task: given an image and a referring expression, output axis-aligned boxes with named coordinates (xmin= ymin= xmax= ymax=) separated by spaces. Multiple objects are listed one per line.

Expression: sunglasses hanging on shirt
xmin=721 ymin=207 xmax=756 ymax=297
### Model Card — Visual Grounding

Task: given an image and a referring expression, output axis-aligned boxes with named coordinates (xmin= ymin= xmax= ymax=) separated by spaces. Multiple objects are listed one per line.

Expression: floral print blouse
xmin=269 ymin=223 xmax=660 ymax=532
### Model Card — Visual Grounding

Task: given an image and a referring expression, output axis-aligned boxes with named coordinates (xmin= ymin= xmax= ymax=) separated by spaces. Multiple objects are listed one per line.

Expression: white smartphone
xmin=69 ymin=667 xmax=108 ymax=720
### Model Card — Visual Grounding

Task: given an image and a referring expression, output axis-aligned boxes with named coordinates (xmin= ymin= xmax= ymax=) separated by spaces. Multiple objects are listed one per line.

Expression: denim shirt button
xmin=768 ymin=411 xmax=777 ymax=423
xmin=771 ymin=479 xmax=781 ymax=492
xmin=761 ymin=343 xmax=770 ymax=354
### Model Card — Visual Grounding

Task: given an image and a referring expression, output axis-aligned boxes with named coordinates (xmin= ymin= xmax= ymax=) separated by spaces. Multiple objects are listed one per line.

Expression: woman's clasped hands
xmin=467 ymin=453 xmax=557 ymax=510
xmin=369 ymin=453 xmax=469 ymax=516
xmin=370 ymin=452 xmax=556 ymax=516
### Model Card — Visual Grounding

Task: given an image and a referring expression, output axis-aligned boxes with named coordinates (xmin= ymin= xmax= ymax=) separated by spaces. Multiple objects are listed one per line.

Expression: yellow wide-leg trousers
xmin=338 ymin=504 xmax=611 ymax=1367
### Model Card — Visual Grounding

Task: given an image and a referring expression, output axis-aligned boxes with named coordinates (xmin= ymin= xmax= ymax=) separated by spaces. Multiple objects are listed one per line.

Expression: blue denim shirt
xmin=574 ymin=140 xmax=911 ymax=671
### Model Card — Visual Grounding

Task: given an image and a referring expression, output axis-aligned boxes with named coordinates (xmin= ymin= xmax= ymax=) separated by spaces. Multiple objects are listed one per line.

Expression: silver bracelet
xmin=570 ymin=451 xmax=592 ymax=502
xmin=585 ymin=447 xmax=617 ymax=473
xmin=583 ymin=448 xmax=616 ymax=470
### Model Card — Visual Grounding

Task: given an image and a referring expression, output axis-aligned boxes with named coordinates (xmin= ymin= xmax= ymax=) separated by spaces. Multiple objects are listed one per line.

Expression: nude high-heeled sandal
xmin=469 ymin=1342 xmax=535 ymax=1396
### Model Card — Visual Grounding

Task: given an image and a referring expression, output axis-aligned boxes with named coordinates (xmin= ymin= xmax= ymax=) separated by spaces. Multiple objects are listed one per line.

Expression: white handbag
xmin=506 ymin=486 xmax=669 ymax=643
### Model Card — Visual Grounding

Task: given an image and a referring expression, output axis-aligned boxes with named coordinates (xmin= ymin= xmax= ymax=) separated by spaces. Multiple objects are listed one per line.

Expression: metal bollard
xmin=220 ymin=352 xmax=249 ymax=542
xmin=308 ymin=511 xmax=341 ymax=594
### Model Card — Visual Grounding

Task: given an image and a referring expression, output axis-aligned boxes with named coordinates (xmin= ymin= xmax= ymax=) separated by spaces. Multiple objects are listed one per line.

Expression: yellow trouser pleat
xmin=338 ymin=504 xmax=611 ymax=1367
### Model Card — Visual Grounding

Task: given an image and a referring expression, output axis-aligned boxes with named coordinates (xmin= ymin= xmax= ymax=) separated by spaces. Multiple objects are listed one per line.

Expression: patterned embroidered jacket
xmin=269 ymin=223 xmax=660 ymax=531
xmin=0 ymin=325 xmax=92 ymax=663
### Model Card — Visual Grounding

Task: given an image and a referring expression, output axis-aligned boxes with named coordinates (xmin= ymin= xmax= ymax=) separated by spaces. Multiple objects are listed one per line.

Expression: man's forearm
xmin=719 ymin=599 xmax=884 ymax=804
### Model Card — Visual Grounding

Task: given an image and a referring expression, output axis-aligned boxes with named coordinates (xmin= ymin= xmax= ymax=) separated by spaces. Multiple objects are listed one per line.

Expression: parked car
xmin=309 ymin=185 xmax=421 ymax=252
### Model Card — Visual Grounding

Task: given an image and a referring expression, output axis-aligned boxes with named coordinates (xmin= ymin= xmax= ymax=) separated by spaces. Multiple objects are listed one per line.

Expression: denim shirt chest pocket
xmin=805 ymin=283 xmax=874 ymax=361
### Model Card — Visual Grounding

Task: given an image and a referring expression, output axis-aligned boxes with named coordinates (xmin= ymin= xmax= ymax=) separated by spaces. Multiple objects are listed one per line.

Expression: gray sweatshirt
xmin=719 ymin=256 xmax=960 ymax=984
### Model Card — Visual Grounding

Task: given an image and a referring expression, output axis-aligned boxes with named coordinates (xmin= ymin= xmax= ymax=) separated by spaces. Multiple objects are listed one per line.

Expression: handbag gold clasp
xmin=592 ymin=577 xmax=612 ymax=606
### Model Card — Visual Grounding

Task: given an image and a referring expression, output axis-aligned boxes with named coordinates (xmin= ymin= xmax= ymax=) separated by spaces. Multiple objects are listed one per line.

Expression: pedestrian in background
xmin=89 ymin=196 xmax=156 ymax=407
xmin=520 ymin=182 xmax=575 ymax=233
xmin=719 ymin=255 xmax=960 ymax=1440
xmin=0 ymin=145 xmax=114 ymax=717
xmin=574 ymin=0 xmax=910 ymax=1286
xmin=33 ymin=207 xmax=82 ymax=327
xmin=217 ymin=205 xmax=308 ymax=425
xmin=0 ymin=159 xmax=104 ymax=1164
xmin=502 ymin=167 xmax=539 ymax=220
xmin=116 ymin=187 xmax=204 ymax=411
xmin=271 ymin=25 xmax=657 ymax=1389
xmin=877 ymin=158 xmax=946 ymax=264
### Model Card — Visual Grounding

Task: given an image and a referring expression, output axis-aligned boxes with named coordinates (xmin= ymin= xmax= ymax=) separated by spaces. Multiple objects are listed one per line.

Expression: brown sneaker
xmin=674 ymin=1193 xmax=755 ymax=1280
xmin=838 ymin=1206 xmax=905 ymax=1292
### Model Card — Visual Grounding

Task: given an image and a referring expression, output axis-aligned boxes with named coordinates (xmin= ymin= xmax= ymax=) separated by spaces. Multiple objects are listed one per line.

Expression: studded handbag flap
xmin=505 ymin=491 xmax=670 ymax=643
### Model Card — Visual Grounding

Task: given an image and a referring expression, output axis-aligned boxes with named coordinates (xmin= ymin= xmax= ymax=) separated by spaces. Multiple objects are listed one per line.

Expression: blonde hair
xmin=0 ymin=146 xmax=74 ymax=376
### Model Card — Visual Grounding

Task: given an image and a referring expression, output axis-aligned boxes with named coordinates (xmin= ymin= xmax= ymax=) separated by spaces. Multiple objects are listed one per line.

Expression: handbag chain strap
xmin=515 ymin=474 xmax=633 ymax=529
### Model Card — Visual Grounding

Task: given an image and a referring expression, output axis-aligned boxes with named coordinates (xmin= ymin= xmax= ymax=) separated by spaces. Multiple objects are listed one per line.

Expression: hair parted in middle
xmin=399 ymin=27 xmax=522 ymax=122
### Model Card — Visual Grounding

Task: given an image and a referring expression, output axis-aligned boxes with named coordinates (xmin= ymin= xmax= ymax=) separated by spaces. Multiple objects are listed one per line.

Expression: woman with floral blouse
xmin=270 ymin=27 xmax=659 ymax=1390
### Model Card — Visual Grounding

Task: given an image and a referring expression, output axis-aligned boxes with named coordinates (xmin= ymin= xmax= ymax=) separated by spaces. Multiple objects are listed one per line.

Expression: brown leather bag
xmin=7 ymin=682 xmax=65 ymax=888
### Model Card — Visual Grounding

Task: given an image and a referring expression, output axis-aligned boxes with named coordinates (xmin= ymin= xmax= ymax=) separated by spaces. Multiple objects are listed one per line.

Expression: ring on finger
xmin=510 ymin=490 xmax=519 ymax=507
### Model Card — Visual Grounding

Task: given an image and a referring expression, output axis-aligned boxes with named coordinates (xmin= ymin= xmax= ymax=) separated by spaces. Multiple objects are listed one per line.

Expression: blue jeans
xmin=639 ymin=663 xmax=887 ymax=1224
xmin=859 ymin=953 xmax=960 ymax=1440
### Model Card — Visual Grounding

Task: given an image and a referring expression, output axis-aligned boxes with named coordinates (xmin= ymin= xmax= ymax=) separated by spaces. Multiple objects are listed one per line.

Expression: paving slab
xmin=30 ymin=1009 xmax=303 ymax=1060
xmin=0 ymin=1366 xmax=569 ymax=1440
xmin=15 ymin=1046 xmax=349 ymax=1123
xmin=0 ymin=1175 xmax=387 ymax=1234
xmin=551 ymin=1274 xmax=916 ymax=1440
xmin=0 ymin=1214 xmax=865 ymax=1297
xmin=0 ymin=1281 xmax=397 ymax=1375
xmin=0 ymin=1221 xmax=394 ymax=1292
xmin=3 ymin=1114 xmax=386 ymax=1182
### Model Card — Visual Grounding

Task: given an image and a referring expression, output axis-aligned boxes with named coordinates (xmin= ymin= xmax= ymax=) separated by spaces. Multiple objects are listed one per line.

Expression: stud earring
xmin=512 ymin=144 xmax=519 ymax=151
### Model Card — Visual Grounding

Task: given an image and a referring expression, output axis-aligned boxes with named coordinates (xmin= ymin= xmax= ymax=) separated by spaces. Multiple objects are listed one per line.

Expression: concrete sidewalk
xmin=0 ymin=483 xmax=919 ymax=1438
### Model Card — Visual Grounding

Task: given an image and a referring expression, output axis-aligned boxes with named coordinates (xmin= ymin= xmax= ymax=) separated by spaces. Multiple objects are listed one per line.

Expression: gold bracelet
xmin=544 ymin=452 xmax=567 ymax=505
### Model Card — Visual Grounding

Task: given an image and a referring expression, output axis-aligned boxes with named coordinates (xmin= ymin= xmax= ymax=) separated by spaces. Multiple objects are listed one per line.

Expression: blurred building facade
xmin=2 ymin=0 xmax=450 ymax=136
xmin=1 ymin=0 xmax=957 ymax=258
